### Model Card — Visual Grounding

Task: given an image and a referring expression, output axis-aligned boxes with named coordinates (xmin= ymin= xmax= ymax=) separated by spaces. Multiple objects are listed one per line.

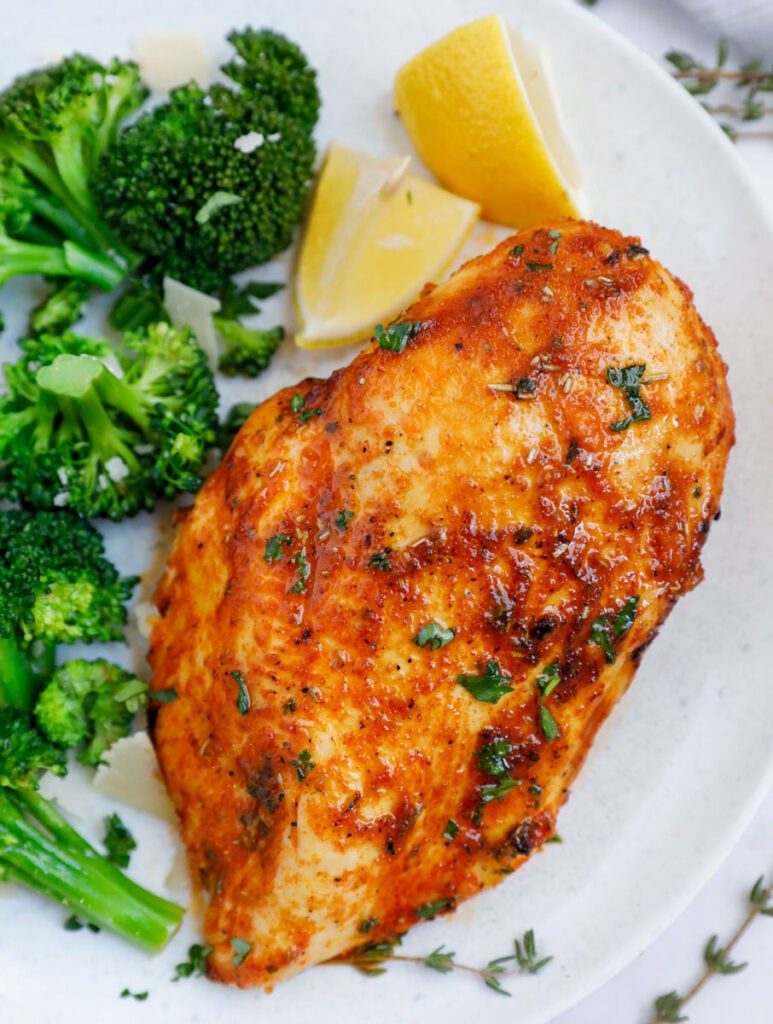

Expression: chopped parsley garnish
xmin=508 ymin=243 xmax=525 ymax=258
xmin=298 ymin=407 xmax=324 ymax=422
xmin=335 ymin=509 xmax=354 ymax=531
xmin=230 ymin=937 xmax=252 ymax=968
xmin=606 ymin=364 xmax=652 ymax=431
xmin=476 ymin=738 xmax=513 ymax=777
xmin=412 ymin=622 xmax=455 ymax=650
xmin=103 ymin=814 xmax=136 ymax=869
xmin=456 ymin=660 xmax=514 ymax=704
xmin=264 ymin=532 xmax=292 ymax=563
xmin=289 ymin=548 xmax=310 ymax=593
xmin=374 ymin=320 xmax=424 ymax=353
xmin=359 ymin=917 xmax=379 ymax=934
xmin=173 ymin=943 xmax=214 ymax=981
xmin=535 ymin=662 xmax=561 ymax=741
xmin=526 ymin=261 xmax=553 ymax=272
xmin=548 ymin=229 xmax=561 ymax=254
xmin=153 ymin=687 xmax=178 ymax=703
xmin=291 ymin=749 xmax=315 ymax=781
xmin=515 ymin=376 xmax=537 ymax=399
xmin=290 ymin=393 xmax=305 ymax=413
xmin=230 ymin=670 xmax=250 ymax=714
xmin=443 ymin=819 xmax=459 ymax=841
xmin=479 ymin=775 xmax=521 ymax=808
xmin=589 ymin=595 xmax=641 ymax=663
xmin=120 ymin=989 xmax=149 ymax=1001
xmin=414 ymin=898 xmax=455 ymax=920
xmin=368 ymin=550 xmax=392 ymax=571
xmin=290 ymin=392 xmax=323 ymax=421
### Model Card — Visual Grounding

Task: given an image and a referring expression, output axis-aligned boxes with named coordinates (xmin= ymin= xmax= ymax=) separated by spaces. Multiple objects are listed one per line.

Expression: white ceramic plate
xmin=2 ymin=1 xmax=773 ymax=1023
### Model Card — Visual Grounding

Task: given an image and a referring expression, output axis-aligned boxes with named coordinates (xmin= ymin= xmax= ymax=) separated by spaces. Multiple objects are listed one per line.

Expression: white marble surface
xmin=555 ymin=8 xmax=773 ymax=1024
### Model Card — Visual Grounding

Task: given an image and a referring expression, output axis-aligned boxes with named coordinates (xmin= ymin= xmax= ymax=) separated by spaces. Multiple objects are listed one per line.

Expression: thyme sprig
xmin=665 ymin=40 xmax=773 ymax=140
xmin=651 ymin=874 xmax=773 ymax=1022
xmin=336 ymin=929 xmax=552 ymax=995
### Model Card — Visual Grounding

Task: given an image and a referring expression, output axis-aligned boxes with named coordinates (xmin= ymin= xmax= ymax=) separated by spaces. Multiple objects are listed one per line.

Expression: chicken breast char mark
xmin=149 ymin=218 xmax=734 ymax=988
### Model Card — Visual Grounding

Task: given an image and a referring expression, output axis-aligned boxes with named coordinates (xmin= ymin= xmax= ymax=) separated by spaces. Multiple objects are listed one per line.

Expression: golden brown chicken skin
xmin=149 ymin=219 xmax=734 ymax=989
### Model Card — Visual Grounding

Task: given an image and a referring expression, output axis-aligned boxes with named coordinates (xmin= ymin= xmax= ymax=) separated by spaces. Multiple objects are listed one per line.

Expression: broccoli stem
xmin=0 ymin=636 xmax=57 ymax=713
xmin=0 ymin=235 xmax=124 ymax=291
xmin=0 ymin=786 xmax=184 ymax=953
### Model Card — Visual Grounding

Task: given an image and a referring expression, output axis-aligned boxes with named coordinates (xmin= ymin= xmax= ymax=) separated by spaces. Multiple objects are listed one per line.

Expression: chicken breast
xmin=148 ymin=219 xmax=734 ymax=989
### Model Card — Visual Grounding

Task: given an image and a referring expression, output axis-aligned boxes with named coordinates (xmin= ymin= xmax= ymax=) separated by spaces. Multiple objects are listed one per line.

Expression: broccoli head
xmin=213 ymin=316 xmax=284 ymax=377
xmin=35 ymin=658 xmax=148 ymax=767
xmin=0 ymin=509 xmax=138 ymax=712
xmin=0 ymin=707 xmax=67 ymax=788
xmin=0 ymin=320 xmax=219 ymax=519
xmin=0 ymin=55 xmax=148 ymax=293
xmin=29 ymin=278 xmax=90 ymax=336
xmin=93 ymin=28 xmax=320 ymax=294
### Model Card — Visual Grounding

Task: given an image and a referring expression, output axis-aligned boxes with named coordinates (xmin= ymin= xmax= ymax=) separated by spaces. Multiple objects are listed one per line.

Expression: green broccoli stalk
xmin=0 ymin=162 xmax=129 ymax=291
xmin=35 ymin=659 xmax=148 ymax=767
xmin=93 ymin=28 xmax=320 ymax=294
xmin=0 ymin=509 xmax=137 ymax=713
xmin=0 ymin=53 xmax=147 ymax=289
xmin=0 ymin=321 xmax=219 ymax=519
xmin=0 ymin=707 xmax=184 ymax=953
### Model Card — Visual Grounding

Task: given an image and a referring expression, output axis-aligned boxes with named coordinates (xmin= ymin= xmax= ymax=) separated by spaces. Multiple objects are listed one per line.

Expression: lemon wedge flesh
xmin=294 ymin=142 xmax=480 ymax=349
xmin=394 ymin=14 xmax=584 ymax=227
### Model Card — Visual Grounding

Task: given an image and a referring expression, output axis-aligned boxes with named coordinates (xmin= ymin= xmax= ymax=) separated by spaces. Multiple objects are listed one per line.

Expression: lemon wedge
xmin=293 ymin=142 xmax=480 ymax=349
xmin=394 ymin=14 xmax=585 ymax=227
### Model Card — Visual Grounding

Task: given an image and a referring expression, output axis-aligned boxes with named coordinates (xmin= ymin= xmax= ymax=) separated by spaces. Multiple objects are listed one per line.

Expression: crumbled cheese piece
xmin=104 ymin=456 xmax=130 ymax=483
xmin=93 ymin=732 xmax=177 ymax=823
xmin=163 ymin=276 xmax=220 ymax=371
xmin=132 ymin=32 xmax=215 ymax=94
xmin=234 ymin=131 xmax=265 ymax=153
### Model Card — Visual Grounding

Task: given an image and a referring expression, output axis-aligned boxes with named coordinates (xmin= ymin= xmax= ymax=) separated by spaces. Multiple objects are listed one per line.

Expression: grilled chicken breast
xmin=149 ymin=219 xmax=734 ymax=989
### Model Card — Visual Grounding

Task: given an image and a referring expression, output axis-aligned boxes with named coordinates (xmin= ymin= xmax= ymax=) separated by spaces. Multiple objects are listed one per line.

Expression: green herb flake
xmin=120 ymin=989 xmax=149 ymax=1001
xmin=535 ymin=662 xmax=561 ymax=741
xmin=412 ymin=622 xmax=455 ymax=650
xmin=374 ymin=320 xmax=424 ymax=353
xmin=359 ymin=917 xmax=379 ymax=934
xmin=103 ymin=813 xmax=137 ymax=869
xmin=414 ymin=897 xmax=455 ymax=920
xmin=289 ymin=548 xmax=310 ymax=593
xmin=173 ymin=943 xmax=214 ymax=981
xmin=230 ymin=670 xmax=250 ymax=715
xmin=526 ymin=261 xmax=553 ymax=272
xmin=443 ymin=819 xmax=459 ymax=841
xmin=456 ymin=660 xmax=514 ymax=704
xmin=291 ymin=748 xmax=315 ymax=781
xmin=479 ymin=775 xmax=522 ymax=808
xmin=290 ymin=393 xmax=305 ymax=413
xmin=515 ymin=376 xmax=537 ymax=399
xmin=152 ymin=687 xmax=178 ymax=703
xmin=230 ymin=937 xmax=252 ymax=968
xmin=368 ymin=550 xmax=392 ymax=572
xmin=508 ymin=244 xmax=525 ymax=258
xmin=298 ymin=406 xmax=324 ymax=423
xmin=335 ymin=509 xmax=354 ymax=531
xmin=264 ymin=532 xmax=292 ymax=563
xmin=476 ymin=737 xmax=514 ymax=778
xmin=590 ymin=595 xmax=640 ymax=664
xmin=606 ymin=364 xmax=652 ymax=431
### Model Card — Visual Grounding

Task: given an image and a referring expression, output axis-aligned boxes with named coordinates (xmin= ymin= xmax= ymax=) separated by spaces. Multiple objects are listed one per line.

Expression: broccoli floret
xmin=0 ymin=509 xmax=137 ymax=713
xmin=29 ymin=278 xmax=90 ymax=336
xmin=0 ymin=54 xmax=147 ymax=292
xmin=93 ymin=28 xmax=320 ymax=294
xmin=0 ymin=321 xmax=219 ymax=519
xmin=213 ymin=316 xmax=284 ymax=377
xmin=216 ymin=401 xmax=257 ymax=451
xmin=35 ymin=658 xmax=147 ymax=767
xmin=0 ymin=707 xmax=67 ymax=787
xmin=0 ymin=706 xmax=183 ymax=952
